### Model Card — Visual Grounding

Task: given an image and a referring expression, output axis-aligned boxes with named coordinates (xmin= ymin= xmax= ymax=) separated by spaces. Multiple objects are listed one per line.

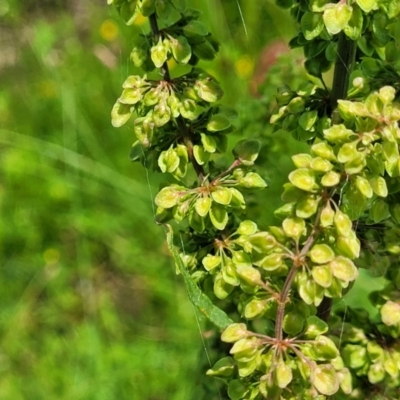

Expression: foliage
xmin=109 ymin=0 xmax=400 ymax=399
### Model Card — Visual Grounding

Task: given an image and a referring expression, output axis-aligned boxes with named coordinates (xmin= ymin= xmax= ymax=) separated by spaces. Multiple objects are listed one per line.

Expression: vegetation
xmin=108 ymin=0 xmax=400 ymax=399
xmin=2 ymin=0 xmax=400 ymax=399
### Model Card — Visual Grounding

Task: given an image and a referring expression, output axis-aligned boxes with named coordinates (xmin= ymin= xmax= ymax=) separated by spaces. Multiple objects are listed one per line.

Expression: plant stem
xmin=330 ymin=32 xmax=357 ymax=124
xmin=149 ymin=13 xmax=205 ymax=183
xmin=275 ymin=208 xmax=323 ymax=341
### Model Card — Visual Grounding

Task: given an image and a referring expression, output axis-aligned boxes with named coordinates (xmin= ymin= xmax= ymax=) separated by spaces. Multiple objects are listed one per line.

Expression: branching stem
xmin=149 ymin=13 xmax=206 ymax=183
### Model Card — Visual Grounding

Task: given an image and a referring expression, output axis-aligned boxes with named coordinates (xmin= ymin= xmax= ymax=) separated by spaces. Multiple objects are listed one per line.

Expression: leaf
xmin=232 ymin=139 xmax=261 ymax=166
xmin=228 ymin=380 xmax=248 ymax=400
xmin=207 ymin=114 xmax=231 ymax=132
xmin=206 ymin=357 xmax=235 ymax=378
xmin=301 ymin=12 xmax=324 ymax=40
xmin=165 ymin=225 xmax=233 ymax=329
xmin=183 ymin=20 xmax=208 ymax=37
xmin=344 ymin=5 xmax=363 ymax=40
xmin=170 ymin=35 xmax=192 ymax=64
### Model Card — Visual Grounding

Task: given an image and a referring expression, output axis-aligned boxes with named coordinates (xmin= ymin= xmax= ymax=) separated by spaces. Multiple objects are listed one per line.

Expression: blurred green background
xmin=0 ymin=1 xmax=380 ymax=399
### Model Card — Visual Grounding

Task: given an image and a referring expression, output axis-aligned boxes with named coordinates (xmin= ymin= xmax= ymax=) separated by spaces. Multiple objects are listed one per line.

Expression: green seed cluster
xmin=108 ymin=0 xmax=400 ymax=398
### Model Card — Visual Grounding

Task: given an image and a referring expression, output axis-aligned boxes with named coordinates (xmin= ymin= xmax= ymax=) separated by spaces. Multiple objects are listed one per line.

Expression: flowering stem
xmin=149 ymin=13 xmax=205 ymax=183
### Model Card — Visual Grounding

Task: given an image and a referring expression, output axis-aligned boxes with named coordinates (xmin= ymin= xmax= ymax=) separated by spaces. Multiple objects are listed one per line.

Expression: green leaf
xmin=111 ymin=101 xmax=132 ymax=128
xmin=206 ymin=357 xmax=235 ymax=378
xmin=301 ymin=12 xmax=324 ymax=40
xmin=207 ymin=114 xmax=231 ymax=132
xmin=140 ymin=0 xmax=155 ymax=16
xmin=232 ymin=139 xmax=261 ymax=166
xmin=323 ymin=4 xmax=353 ymax=35
xmin=183 ymin=20 xmax=208 ymax=37
xmin=165 ymin=225 xmax=233 ymax=329
xmin=289 ymin=168 xmax=316 ymax=192
xmin=344 ymin=5 xmax=363 ymax=40
xmin=210 ymin=203 xmax=229 ymax=230
xmin=228 ymin=379 xmax=248 ymax=400
xmin=370 ymin=199 xmax=390 ymax=223
xmin=193 ymin=40 xmax=217 ymax=61
xmin=312 ymin=364 xmax=340 ymax=395
xmin=170 ymin=35 xmax=192 ymax=64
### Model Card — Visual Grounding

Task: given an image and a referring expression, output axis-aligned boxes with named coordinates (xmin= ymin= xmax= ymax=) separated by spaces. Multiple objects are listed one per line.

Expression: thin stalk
xmin=274 ymin=208 xmax=323 ymax=341
xmin=149 ymin=13 xmax=205 ymax=183
xmin=330 ymin=32 xmax=357 ymax=124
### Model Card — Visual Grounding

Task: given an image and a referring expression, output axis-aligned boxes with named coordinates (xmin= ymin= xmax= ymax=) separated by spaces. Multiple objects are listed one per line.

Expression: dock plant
xmin=107 ymin=0 xmax=400 ymax=398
